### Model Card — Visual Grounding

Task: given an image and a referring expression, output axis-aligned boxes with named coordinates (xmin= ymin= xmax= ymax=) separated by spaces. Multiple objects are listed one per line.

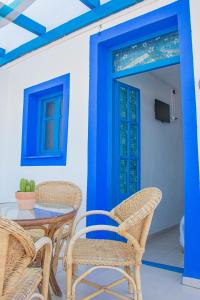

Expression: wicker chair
xmin=35 ymin=181 xmax=82 ymax=273
xmin=0 ymin=217 xmax=52 ymax=300
xmin=64 ymin=187 xmax=162 ymax=300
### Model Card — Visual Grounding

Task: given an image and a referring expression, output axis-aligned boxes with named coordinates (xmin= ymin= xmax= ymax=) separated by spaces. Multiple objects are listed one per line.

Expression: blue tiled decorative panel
xmin=113 ymin=31 xmax=179 ymax=73
xmin=115 ymin=82 xmax=140 ymax=198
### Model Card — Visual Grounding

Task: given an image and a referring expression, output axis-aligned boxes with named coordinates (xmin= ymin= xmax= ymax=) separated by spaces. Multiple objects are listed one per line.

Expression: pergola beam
xmin=0 ymin=47 xmax=5 ymax=56
xmin=0 ymin=0 xmax=141 ymax=67
xmin=79 ymin=0 xmax=100 ymax=9
xmin=0 ymin=3 xmax=46 ymax=36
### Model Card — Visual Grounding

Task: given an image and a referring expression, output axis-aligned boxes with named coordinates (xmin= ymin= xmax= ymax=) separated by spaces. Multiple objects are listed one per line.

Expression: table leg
xmin=48 ymin=223 xmax=63 ymax=297
xmin=49 ymin=264 xmax=62 ymax=297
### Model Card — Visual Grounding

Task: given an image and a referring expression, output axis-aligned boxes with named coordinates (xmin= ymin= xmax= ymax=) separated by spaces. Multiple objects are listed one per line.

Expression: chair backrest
xmin=36 ymin=181 xmax=82 ymax=210
xmin=111 ymin=187 xmax=162 ymax=249
xmin=0 ymin=217 xmax=35 ymax=297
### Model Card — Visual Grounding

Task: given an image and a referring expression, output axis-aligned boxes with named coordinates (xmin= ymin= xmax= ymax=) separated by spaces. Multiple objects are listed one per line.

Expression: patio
xmin=1 ymin=0 xmax=200 ymax=299
xmin=55 ymin=263 xmax=199 ymax=300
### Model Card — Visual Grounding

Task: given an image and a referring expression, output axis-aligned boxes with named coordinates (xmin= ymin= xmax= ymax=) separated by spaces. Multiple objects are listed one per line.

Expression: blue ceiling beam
xmin=0 ymin=48 xmax=5 ymax=56
xmin=0 ymin=3 xmax=46 ymax=36
xmin=0 ymin=0 xmax=142 ymax=67
xmin=79 ymin=0 xmax=100 ymax=9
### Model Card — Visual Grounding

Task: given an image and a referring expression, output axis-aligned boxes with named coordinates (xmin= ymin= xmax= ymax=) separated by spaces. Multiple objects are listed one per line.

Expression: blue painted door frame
xmin=87 ymin=0 xmax=200 ymax=280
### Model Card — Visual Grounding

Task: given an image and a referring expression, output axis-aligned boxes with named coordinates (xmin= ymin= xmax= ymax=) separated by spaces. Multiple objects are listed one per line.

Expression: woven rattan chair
xmin=64 ymin=187 xmax=162 ymax=300
xmin=35 ymin=181 xmax=82 ymax=273
xmin=0 ymin=217 xmax=52 ymax=300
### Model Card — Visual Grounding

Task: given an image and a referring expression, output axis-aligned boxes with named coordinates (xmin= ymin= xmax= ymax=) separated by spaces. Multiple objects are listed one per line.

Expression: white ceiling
xmin=150 ymin=64 xmax=181 ymax=91
xmin=126 ymin=64 xmax=181 ymax=91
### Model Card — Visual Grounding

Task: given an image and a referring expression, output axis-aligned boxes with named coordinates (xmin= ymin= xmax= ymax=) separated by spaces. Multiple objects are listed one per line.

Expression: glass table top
xmin=0 ymin=202 xmax=74 ymax=221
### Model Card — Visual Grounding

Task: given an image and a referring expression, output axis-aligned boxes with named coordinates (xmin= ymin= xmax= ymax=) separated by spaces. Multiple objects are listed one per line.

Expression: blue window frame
xmin=38 ymin=93 xmax=63 ymax=155
xmin=21 ymin=74 xmax=70 ymax=166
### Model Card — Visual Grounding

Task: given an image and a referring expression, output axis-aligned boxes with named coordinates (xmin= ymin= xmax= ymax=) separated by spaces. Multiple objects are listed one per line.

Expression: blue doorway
xmin=87 ymin=1 xmax=200 ymax=281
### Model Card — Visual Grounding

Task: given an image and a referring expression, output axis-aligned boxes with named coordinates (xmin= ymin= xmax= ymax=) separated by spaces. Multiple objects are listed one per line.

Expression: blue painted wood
xmin=178 ymin=0 xmax=200 ymax=281
xmin=112 ymin=56 xmax=180 ymax=79
xmin=0 ymin=48 xmax=5 ymax=56
xmin=142 ymin=260 xmax=184 ymax=274
xmin=87 ymin=3 xmax=179 ymax=238
xmin=113 ymin=81 xmax=140 ymax=204
xmin=0 ymin=3 xmax=46 ymax=35
xmin=110 ymin=25 xmax=178 ymax=53
xmin=87 ymin=0 xmax=200 ymax=279
xmin=21 ymin=74 xmax=70 ymax=166
xmin=79 ymin=0 xmax=100 ymax=9
xmin=39 ymin=94 xmax=62 ymax=156
xmin=0 ymin=0 xmax=141 ymax=67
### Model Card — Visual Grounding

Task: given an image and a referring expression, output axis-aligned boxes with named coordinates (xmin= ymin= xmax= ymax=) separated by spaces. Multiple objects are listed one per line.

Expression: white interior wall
xmin=119 ymin=66 xmax=184 ymax=233
xmin=0 ymin=0 xmax=178 ymax=221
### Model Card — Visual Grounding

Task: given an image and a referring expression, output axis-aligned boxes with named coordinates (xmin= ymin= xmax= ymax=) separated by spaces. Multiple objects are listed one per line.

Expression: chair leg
xmin=134 ymin=265 xmax=142 ymax=300
xmin=67 ymin=264 xmax=73 ymax=300
xmin=41 ymin=243 xmax=52 ymax=300
xmin=125 ymin=266 xmax=134 ymax=295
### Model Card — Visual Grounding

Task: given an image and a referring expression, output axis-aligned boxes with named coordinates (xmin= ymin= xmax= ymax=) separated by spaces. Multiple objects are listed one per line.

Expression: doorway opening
xmin=113 ymin=64 xmax=184 ymax=270
xmin=87 ymin=2 xmax=200 ymax=279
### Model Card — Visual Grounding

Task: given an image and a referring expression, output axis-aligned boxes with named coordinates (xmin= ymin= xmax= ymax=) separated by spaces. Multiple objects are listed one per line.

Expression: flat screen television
xmin=155 ymin=99 xmax=170 ymax=123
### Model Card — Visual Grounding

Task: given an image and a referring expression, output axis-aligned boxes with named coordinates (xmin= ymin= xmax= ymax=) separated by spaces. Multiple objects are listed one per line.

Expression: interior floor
xmin=144 ymin=226 xmax=184 ymax=268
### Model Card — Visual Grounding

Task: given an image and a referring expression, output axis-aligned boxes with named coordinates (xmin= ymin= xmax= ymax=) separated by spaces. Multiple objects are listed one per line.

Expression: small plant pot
xmin=15 ymin=192 xmax=36 ymax=210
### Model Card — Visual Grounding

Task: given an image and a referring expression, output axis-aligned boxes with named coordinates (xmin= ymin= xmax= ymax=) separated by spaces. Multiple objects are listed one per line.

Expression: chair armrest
xmin=71 ymin=210 xmax=118 ymax=236
xmin=67 ymin=225 xmax=141 ymax=263
xmin=34 ymin=237 xmax=52 ymax=255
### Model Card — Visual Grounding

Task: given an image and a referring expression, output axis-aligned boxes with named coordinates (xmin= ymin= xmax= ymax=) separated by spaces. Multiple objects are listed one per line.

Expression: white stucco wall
xmin=120 ymin=71 xmax=184 ymax=233
xmin=0 ymin=0 xmax=178 ymax=222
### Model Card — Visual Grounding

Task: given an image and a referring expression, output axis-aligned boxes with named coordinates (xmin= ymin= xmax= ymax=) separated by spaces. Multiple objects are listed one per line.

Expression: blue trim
xmin=79 ymin=0 xmax=100 ymax=9
xmin=142 ymin=260 xmax=184 ymax=274
xmin=0 ymin=3 xmax=46 ymax=36
xmin=0 ymin=0 xmax=141 ymax=67
xmin=112 ymin=56 xmax=180 ymax=79
xmin=87 ymin=1 xmax=200 ymax=280
xmin=110 ymin=25 xmax=178 ymax=53
xmin=0 ymin=48 xmax=5 ymax=56
xmin=39 ymin=94 xmax=62 ymax=155
xmin=21 ymin=74 xmax=70 ymax=166
xmin=178 ymin=0 xmax=200 ymax=280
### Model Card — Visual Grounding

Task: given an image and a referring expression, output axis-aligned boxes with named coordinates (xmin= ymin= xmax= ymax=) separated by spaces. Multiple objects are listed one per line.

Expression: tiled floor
xmin=55 ymin=264 xmax=199 ymax=300
xmin=144 ymin=225 xmax=184 ymax=268
xmin=54 ymin=227 xmax=199 ymax=299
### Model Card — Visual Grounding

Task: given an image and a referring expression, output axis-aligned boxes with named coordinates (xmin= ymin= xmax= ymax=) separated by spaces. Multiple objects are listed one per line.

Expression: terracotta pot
xmin=15 ymin=192 xmax=36 ymax=210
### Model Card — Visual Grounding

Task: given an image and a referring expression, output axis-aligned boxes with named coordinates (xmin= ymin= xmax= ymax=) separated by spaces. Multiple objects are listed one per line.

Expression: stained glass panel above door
xmin=113 ymin=31 xmax=179 ymax=73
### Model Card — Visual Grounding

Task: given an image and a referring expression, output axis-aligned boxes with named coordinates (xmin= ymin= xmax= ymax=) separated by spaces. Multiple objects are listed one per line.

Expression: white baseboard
xmin=182 ymin=276 xmax=200 ymax=289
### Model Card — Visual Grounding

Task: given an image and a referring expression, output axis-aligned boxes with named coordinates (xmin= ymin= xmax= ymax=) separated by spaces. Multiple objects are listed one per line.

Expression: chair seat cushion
xmin=70 ymin=239 xmax=135 ymax=267
xmin=4 ymin=268 xmax=42 ymax=300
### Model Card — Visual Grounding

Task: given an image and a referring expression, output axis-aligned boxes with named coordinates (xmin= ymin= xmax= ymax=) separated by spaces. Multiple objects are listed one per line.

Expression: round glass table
xmin=0 ymin=201 xmax=75 ymax=225
xmin=0 ymin=201 xmax=77 ymax=297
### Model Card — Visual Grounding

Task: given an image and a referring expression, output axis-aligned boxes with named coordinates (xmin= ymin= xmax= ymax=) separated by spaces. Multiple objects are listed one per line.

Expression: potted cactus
xmin=16 ymin=178 xmax=36 ymax=209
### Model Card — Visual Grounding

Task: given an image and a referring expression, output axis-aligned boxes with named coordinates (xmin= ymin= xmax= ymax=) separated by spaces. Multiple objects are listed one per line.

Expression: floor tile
xmin=54 ymin=264 xmax=199 ymax=300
